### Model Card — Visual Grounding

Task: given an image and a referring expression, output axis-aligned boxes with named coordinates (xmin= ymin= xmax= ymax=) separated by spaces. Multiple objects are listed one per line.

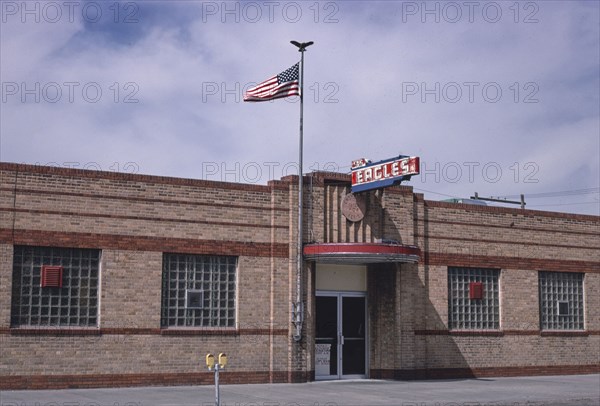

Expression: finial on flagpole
xmin=290 ymin=41 xmax=314 ymax=52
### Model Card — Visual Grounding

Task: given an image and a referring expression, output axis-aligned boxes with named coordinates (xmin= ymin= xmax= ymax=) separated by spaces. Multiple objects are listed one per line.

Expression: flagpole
xmin=291 ymin=40 xmax=313 ymax=342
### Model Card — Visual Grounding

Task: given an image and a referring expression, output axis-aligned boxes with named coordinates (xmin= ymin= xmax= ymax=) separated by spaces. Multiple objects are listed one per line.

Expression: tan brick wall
xmin=0 ymin=166 xmax=289 ymax=245
xmin=423 ymin=335 xmax=600 ymax=369
xmin=0 ymin=243 xmax=13 ymax=327
xmin=501 ymin=268 xmax=540 ymax=330
xmin=0 ymin=164 xmax=296 ymax=386
xmin=405 ymin=195 xmax=600 ymax=375
xmin=1 ymin=334 xmax=290 ymax=375
xmin=100 ymin=250 xmax=162 ymax=329
xmin=585 ymin=272 xmax=600 ymax=329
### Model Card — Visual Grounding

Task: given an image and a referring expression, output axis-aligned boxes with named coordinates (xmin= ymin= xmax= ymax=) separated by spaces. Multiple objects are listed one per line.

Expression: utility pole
xmin=471 ymin=192 xmax=526 ymax=209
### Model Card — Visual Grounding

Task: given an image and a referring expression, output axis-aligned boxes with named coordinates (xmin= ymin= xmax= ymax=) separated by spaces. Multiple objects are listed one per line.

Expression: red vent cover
xmin=41 ymin=265 xmax=63 ymax=288
xmin=469 ymin=282 xmax=483 ymax=300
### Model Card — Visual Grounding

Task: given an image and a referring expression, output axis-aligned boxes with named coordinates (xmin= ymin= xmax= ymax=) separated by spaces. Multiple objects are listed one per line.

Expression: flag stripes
xmin=244 ymin=63 xmax=300 ymax=102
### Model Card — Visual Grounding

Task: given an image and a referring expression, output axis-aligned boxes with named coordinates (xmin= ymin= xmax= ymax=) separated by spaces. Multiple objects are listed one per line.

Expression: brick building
xmin=0 ymin=162 xmax=598 ymax=389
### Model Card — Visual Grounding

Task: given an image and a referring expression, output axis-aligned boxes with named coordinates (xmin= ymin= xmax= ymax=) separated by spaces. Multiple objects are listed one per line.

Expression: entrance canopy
xmin=304 ymin=243 xmax=420 ymax=264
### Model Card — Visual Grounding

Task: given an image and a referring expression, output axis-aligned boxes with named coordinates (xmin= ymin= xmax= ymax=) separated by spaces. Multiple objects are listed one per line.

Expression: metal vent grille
xmin=469 ymin=282 xmax=483 ymax=300
xmin=41 ymin=265 xmax=63 ymax=288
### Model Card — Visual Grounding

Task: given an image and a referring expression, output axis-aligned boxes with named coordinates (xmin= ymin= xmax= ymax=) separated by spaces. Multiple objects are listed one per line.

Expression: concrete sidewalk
xmin=1 ymin=374 xmax=599 ymax=406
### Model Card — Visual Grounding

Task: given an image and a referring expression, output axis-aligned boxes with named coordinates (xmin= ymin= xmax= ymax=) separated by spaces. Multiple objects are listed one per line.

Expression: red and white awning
xmin=303 ymin=243 xmax=420 ymax=264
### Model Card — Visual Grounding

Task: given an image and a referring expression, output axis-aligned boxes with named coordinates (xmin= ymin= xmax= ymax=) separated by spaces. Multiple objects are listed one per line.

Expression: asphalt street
xmin=1 ymin=374 xmax=599 ymax=406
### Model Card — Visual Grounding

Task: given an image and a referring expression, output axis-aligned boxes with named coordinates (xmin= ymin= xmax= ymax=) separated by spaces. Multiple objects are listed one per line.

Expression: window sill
xmin=161 ymin=328 xmax=238 ymax=336
xmin=414 ymin=329 xmax=503 ymax=336
xmin=6 ymin=327 xmax=100 ymax=336
xmin=160 ymin=327 xmax=287 ymax=336
xmin=448 ymin=330 xmax=504 ymax=336
xmin=1 ymin=327 xmax=288 ymax=336
xmin=540 ymin=330 xmax=589 ymax=337
xmin=414 ymin=329 xmax=596 ymax=337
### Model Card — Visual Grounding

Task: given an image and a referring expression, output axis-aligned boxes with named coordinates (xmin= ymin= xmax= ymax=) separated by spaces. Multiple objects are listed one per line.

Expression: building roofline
xmin=422 ymin=198 xmax=600 ymax=222
xmin=2 ymin=162 xmax=597 ymax=221
xmin=0 ymin=162 xmax=288 ymax=192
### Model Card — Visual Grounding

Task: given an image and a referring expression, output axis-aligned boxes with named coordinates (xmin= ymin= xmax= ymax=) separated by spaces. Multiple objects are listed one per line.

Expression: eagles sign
xmin=351 ymin=155 xmax=420 ymax=193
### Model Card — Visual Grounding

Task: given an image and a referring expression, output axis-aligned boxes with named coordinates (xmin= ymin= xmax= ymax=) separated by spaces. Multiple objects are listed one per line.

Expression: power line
xmin=498 ymin=188 xmax=599 ymax=200
xmin=528 ymin=201 xmax=599 ymax=207
xmin=413 ymin=187 xmax=460 ymax=199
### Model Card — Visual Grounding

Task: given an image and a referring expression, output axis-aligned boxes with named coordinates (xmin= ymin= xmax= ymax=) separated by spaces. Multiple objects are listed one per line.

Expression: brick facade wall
xmin=1 ymin=164 xmax=598 ymax=389
xmin=312 ymin=172 xmax=599 ymax=380
xmin=411 ymin=188 xmax=599 ymax=377
xmin=0 ymin=163 xmax=297 ymax=389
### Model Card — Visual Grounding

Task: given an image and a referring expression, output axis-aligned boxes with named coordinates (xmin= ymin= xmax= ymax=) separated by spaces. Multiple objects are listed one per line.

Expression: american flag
xmin=244 ymin=63 xmax=300 ymax=102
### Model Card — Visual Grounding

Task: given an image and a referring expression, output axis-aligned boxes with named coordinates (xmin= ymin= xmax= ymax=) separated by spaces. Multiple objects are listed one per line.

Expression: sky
xmin=1 ymin=0 xmax=599 ymax=215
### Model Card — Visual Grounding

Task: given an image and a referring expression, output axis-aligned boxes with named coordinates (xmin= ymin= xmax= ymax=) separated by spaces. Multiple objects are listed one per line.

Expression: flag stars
xmin=278 ymin=64 xmax=299 ymax=84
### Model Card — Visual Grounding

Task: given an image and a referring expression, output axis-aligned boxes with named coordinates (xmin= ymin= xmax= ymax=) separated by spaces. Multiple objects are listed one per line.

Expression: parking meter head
xmin=205 ymin=353 xmax=215 ymax=369
xmin=218 ymin=353 xmax=227 ymax=368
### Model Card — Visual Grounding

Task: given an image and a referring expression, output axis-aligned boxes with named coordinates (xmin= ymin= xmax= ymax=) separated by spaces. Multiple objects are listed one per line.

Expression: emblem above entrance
xmin=341 ymin=193 xmax=367 ymax=222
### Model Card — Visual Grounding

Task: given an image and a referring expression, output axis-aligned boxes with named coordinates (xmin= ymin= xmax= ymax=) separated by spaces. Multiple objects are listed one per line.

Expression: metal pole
xmin=471 ymin=193 xmax=526 ymax=207
xmin=290 ymin=40 xmax=313 ymax=342
xmin=295 ymin=47 xmax=305 ymax=342
xmin=214 ymin=364 xmax=220 ymax=406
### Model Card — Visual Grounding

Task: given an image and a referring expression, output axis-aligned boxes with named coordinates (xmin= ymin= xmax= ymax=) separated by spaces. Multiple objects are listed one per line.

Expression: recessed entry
xmin=316 ymin=264 xmax=367 ymax=292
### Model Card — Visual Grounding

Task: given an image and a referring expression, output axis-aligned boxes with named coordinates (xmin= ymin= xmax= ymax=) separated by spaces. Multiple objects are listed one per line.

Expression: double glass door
xmin=315 ymin=292 xmax=367 ymax=379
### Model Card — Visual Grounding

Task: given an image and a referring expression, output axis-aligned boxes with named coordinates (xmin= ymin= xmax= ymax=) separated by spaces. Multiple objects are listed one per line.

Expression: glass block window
xmin=161 ymin=254 xmax=237 ymax=328
xmin=448 ymin=267 xmax=500 ymax=330
xmin=11 ymin=246 xmax=100 ymax=327
xmin=539 ymin=271 xmax=584 ymax=330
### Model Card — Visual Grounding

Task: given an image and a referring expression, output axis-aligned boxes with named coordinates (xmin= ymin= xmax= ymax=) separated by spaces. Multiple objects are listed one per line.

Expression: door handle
xmin=339 ymin=333 xmax=344 ymax=345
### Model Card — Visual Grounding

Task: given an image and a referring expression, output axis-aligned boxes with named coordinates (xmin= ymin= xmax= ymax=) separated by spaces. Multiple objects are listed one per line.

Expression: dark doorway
xmin=316 ymin=292 xmax=367 ymax=379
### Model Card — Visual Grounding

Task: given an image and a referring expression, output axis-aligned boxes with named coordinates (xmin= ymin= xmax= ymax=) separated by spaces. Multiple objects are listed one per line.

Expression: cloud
xmin=1 ymin=0 xmax=598 ymax=214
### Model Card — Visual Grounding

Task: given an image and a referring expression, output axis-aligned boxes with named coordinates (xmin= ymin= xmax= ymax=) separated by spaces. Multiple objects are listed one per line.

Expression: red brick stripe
xmin=370 ymin=364 xmax=600 ymax=380
xmin=424 ymin=200 xmax=600 ymax=222
xmin=414 ymin=330 xmax=599 ymax=336
xmin=414 ymin=330 xmax=503 ymax=336
xmin=424 ymin=252 xmax=600 ymax=273
xmin=0 ymin=327 xmax=289 ymax=336
xmin=2 ymin=365 xmax=598 ymax=390
xmin=502 ymin=330 xmax=543 ymax=336
xmin=417 ymin=234 xmax=598 ymax=251
xmin=540 ymin=331 xmax=594 ymax=337
xmin=0 ymin=371 xmax=292 ymax=390
xmin=0 ymin=186 xmax=290 ymax=212
xmin=0 ymin=208 xmax=288 ymax=230
xmin=0 ymin=229 xmax=288 ymax=258
xmin=160 ymin=328 xmax=288 ymax=336
xmin=417 ymin=218 xmax=600 ymax=237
